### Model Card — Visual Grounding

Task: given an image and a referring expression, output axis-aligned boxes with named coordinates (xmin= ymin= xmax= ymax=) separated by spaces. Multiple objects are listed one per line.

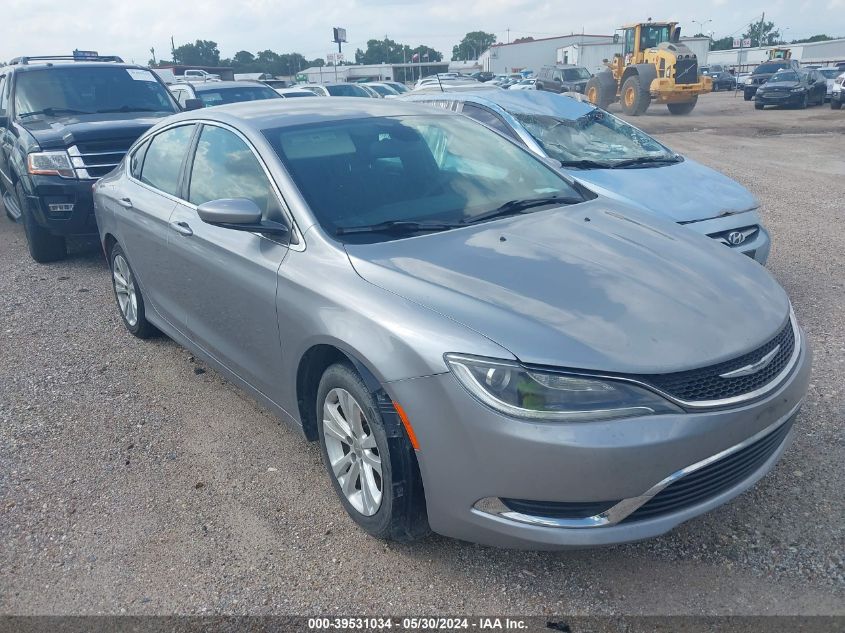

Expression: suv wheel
xmin=18 ymin=182 xmax=67 ymax=263
xmin=743 ymin=90 xmax=752 ymax=101
xmin=316 ymin=362 xmax=429 ymax=542
xmin=109 ymin=243 xmax=156 ymax=338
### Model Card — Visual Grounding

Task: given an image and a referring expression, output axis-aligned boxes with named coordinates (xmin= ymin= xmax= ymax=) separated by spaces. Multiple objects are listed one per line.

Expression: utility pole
xmin=506 ymin=28 xmax=510 ymax=44
xmin=757 ymin=12 xmax=766 ymax=47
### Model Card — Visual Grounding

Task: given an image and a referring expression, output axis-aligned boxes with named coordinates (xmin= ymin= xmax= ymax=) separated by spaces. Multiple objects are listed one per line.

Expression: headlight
xmin=27 ymin=151 xmax=75 ymax=178
xmin=790 ymin=87 xmax=804 ymax=92
xmin=445 ymin=354 xmax=681 ymax=422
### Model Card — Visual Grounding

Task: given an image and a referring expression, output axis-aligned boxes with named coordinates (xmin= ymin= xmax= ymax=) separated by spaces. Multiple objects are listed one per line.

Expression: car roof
xmin=160 ymin=96 xmax=453 ymax=130
xmin=402 ymin=89 xmax=595 ymax=119
xmin=10 ymin=61 xmax=148 ymax=73
xmin=189 ymin=80 xmax=268 ymax=91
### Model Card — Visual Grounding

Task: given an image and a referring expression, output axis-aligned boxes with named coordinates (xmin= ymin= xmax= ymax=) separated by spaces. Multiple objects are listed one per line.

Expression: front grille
xmin=622 ymin=415 xmax=794 ymax=522
xmin=68 ymin=137 xmax=137 ymax=179
xmin=674 ymin=59 xmax=698 ymax=84
xmin=501 ymin=498 xmax=618 ymax=519
xmin=638 ymin=318 xmax=795 ymax=403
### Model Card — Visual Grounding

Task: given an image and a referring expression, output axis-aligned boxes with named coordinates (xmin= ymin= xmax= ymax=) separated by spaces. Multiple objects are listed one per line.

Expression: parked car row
xmin=0 ymin=53 xmax=811 ymax=551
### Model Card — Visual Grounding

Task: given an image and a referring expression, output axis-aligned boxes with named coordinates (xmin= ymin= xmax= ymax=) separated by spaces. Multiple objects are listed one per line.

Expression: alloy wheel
xmin=322 ymin=387 xmax=383 ymax=516
xmin=112 ymin=254 xmax=138 ymax=326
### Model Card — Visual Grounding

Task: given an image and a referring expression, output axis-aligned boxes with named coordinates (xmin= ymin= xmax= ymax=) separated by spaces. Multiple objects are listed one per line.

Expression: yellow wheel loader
xmin=586 ymin=20 xmax=712 ymax=116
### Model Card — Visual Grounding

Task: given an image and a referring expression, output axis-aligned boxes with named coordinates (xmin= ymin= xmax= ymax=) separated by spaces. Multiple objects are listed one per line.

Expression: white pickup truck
xmin=182 ymin=69 xmax=221 ymax=82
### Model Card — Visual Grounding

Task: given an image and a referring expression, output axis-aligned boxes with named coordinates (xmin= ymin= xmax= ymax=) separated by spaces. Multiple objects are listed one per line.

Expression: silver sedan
xmin=93 ymin=99 xmax=809 ymax=548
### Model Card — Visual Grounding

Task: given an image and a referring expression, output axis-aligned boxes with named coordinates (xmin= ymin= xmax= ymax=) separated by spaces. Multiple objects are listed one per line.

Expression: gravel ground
xmin=1 ymin=92 xmax=843 ymax=617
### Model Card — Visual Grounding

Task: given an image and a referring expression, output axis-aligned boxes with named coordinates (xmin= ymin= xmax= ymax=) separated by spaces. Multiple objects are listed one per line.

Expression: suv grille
xmin=639 ymin=318 xmax=795 ymax=403
xmin=622 ymin=415 xmax=794 ymax=523
xmin=68 ymin=138 xmax=137 ymax=179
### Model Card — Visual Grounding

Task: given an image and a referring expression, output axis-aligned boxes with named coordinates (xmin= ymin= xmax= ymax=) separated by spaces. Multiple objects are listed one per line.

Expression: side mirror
xmin=183 ymin=98 xmax=203 ymax=111
xmin=197 ymin=198 xmax=289 ymax=236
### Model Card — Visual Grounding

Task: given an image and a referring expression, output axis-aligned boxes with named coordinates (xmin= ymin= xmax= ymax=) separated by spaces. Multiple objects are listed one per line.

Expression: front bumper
xmin=20 ymin=174 xmax=98 ymax=236
xmin=388 ymin=331 xmax=810 ymax=549
xmin=680 ymin=210 xmax=771 ymax=265
xmin=755 ymin=91 xmax=805 ymax=107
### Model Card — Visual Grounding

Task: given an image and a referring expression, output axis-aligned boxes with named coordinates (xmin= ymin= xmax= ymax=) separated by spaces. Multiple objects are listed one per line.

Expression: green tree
xmin=172 ymin=40 xmax=221 ymax=66
xmin=743 ymin=21 xmax=780 ymax=47
xmin=512 ymin=36 xmax=534 ymax=44
xmin=791 ymin=34 xmax=835 ymax=43
xmin=452 ymin=31 xmax=497 ymax=61
xmin=709 ymin=36 xmax=734 ymax=51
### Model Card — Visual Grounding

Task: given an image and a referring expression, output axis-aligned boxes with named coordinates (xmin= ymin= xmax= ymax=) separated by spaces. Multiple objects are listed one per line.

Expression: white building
xmin=556 ymin=36 xmax=711 ymax=75
xmin=298 ymin=61 xmax=449 ymax=84
xmin=479 ymin=34 xmax=613 ymax=74
xmin=705 ymin=37 xmax=845 ymax=70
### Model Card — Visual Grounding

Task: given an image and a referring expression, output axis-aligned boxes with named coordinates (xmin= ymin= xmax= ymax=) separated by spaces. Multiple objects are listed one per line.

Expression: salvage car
xmin=169 ymin=80 xmax=281 ymax=109
xmin=401 ymin=90 xmax=771 ymax=263
xmin=535 ymin=65 xmax=591 ymax=94
xmin=743 ymin=60 xmax=797 ymax=100
xmin=817 ymin=67 xmax=843 ymax=100
xmin=754 ymin=68 xmax=827 ymax=109
xmin=0 ymin=54 xmax=180 ymax=262
xmin=830 ymin=72 xmax=845 ymax=109
xmin=93 ymin=99 xmax=809 ymax=549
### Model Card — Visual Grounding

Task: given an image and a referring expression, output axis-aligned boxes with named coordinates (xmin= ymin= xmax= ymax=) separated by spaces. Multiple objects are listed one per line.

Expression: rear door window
xmin=140 ymin=124 xmax=196 ymax=196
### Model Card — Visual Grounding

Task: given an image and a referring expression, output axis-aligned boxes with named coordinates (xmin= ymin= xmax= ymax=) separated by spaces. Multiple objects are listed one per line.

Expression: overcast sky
xmin=2 ymin=0 xmax=843 ymax=65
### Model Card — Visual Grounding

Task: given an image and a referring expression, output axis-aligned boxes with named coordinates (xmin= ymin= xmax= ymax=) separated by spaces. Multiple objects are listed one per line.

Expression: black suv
xmin=743 ymin=60 xmax=799 ymax=101
xmin=0 ymin=55 xmax=179 ymax=262
xmin=535 ymin=65 xmax=592 ymax=93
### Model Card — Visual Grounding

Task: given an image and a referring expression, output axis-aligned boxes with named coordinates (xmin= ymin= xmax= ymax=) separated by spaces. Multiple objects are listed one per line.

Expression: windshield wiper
xmin=96 ymin=106 xmax=163 ymax=113
xmin=557 ymin=159 xmax=615 ymax=169
xmin=18 ymin=107 xmax=92 ymax=118
xmin=462 ymin=195 xmax=581 ymax=225
xmin=335 ymin=220 xmax=463 ymax=236
xmin=606 ymin=156 xmax=681 ymax=169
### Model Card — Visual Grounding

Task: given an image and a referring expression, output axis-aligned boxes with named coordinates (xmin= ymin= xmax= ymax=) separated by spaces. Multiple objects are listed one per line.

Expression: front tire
xmin=620 ymin=75 xmax=650 ymax=115
xmin=755 ymin=101 xmax=765 ymax=110
xmin=744 ymin=90 xmax=753 ymax=101
xmin=109 ymin=243 xmax=156 ymax=338
xmin=316 ymin=362 xmax=428 ymax=542
xmin=832 ymin=99 xmax=842 ymax=110
xmin=667 ymin=98 xmax=697 ymax=115
xmin=799 ymin=93 xmax=808 ymax=109
xmin=585 ymin=73 xmax=616 ymax=109
xmin=18 ymin=182 xmax=66 ymax=263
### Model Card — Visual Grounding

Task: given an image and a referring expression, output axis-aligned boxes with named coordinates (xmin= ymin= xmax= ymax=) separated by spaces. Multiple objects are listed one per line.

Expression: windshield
xmin=513 ymin=109 xmax=674 ymax=165
xmin=264 ymin=114 xmax=584 ymax=242
xmin=818 ymin=69 xmax=840 ymax=79
xmin=641 ymin=25 xmax=671 ymax=49
xmin=14 ymin=66 xmax=178 ymax=118
xmin=770 ymin=71 xmax=800 ymax=82
xmin=754 ymin=62 xmax=789 ymax=75
xmin=368 ymin=85 xmax=396 ymax=96
xmin=326 ymin=84 xmax=370 ymax=97
xmin=562 ymin=68 xmax=591 ymax=81
xmin=198 ymin=85 xmax=280 ymax=106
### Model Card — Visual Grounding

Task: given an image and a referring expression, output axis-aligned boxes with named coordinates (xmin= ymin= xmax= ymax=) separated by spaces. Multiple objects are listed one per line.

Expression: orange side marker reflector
xmin=393 ymin=401 xmax=420 ymax=451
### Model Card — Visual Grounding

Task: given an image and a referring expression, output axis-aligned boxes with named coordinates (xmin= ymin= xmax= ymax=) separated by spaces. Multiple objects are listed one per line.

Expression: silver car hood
xmin=569 ymin=159 xmax=759 ymax=223
xmin=346 ymin=199 xmax=789 ymax=374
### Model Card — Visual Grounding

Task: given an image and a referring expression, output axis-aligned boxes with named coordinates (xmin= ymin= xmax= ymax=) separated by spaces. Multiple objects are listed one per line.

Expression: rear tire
xmin=585 ymin=73 xmax=616 ymax=109
xmin=667 ymin=98 xmax=697 ymax=115
xmin=18 ymin=182 xmax=67 ymax=263
xmin=743 ymin=91 xmax=752 ymax=101
xmin=109 ymin=243 xmax=156 ymax=338
xmin=316 ymin=362 xmax=429 ymax=542
xmin=620 ymin=75 xmax=650 ymax=115
xmin=832 ymin=99 xmax=842 ymax=110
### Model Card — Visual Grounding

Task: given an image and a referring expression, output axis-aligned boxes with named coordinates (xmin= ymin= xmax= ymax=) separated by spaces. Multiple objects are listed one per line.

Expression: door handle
xmin=169 ymin=220 xmax=193 ymax=236
xmin=117 ymin=197 xmax=133 ymax=209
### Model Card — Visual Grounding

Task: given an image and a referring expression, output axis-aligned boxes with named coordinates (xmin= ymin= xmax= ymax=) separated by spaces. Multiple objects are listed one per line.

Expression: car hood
xmin=567 ymin=158 xmax=758 ymax=223
xmin=761 ymin=80 xmax=801 ymax=89
xmin=345 ymin=199 xmax=789 ymax=374
xmin=20 ymin=112 xmax=174 ymax=150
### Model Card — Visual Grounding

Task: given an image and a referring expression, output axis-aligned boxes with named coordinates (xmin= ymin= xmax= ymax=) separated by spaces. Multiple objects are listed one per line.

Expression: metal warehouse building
xmin=479 ymin=35 xmax=614 ymax=74
xmin=705 ymin=37 xmax=845 ymax=70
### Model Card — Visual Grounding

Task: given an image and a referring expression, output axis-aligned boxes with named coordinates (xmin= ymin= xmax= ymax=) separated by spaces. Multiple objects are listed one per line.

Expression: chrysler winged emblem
xmin=720 ymin=345 xmax=780 ymax=379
